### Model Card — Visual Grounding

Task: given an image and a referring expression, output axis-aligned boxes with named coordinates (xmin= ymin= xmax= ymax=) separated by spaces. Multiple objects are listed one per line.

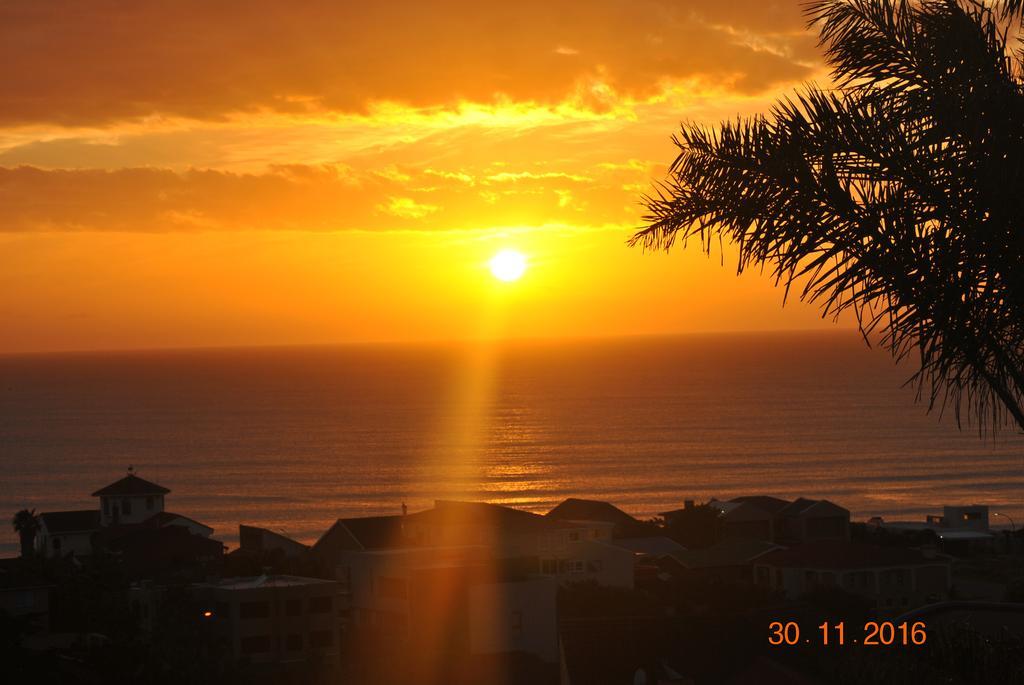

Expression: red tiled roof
xmin=91 ymin=474 xmax=170 ymax=497
xmin=39 ymin=510 xmax=100 ymax=534
xmin=758 ymin=541 xmax=944 ymax=570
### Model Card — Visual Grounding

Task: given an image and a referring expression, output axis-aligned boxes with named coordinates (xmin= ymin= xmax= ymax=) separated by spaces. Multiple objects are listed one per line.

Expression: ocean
xmin=2 ymin=330 xmax=1022 ymax=556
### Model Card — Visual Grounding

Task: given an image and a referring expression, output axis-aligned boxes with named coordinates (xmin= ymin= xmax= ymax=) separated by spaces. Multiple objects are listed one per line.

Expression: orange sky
xmin=0 ymin=0 xmax=844 ymax=353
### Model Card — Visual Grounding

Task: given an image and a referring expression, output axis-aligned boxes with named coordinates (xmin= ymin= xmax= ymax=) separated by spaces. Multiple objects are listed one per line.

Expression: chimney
xmin=401 ymin=502 xmax=408 ymax=516
xmin=684 ymin=500 xmax=695 ymax=510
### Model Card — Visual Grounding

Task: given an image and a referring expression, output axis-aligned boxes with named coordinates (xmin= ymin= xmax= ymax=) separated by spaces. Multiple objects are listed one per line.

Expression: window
xmin=309 ymin=630 xmax=333 ymax=648
xmin=510 ymin=611 xmax=523 ymax=637
xmin=587 ymin=560 xmax=604 ymax=573
xmin=122 ymin=498 xmax=133 ymax=516
xmin=146 ymin=496 xmax=154 ymax=511
xmin=568 ymin=532 xmax=580 ymax=542
xmin=285 ymin=633 xmax=303 ymax=651
xmin=285 ymin=598 xmax=302 ymax=616
xmin=240 ymin=635 xmax=271 ymax=655
xmin=52 ymin=537 xmax=62 ymax=552
xmin=308 ymin=595 xmax=333 ymax=613
xmin=239 ymin=601 xmax=271 ymax=619
xmin=541 ymin=559 xmax=557 ymax=575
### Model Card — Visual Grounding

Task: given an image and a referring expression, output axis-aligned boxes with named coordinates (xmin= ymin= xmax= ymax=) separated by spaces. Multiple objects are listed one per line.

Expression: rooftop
xmin=312 ymin=514 xmax=405 ymax=555
xmin=778 ymin=497 xmax=849 ymax=517
xmin=729 ymin=495 xmax=791 ymax=514
xmin=39 ymin=509 xmax=100 ymax=534
xmin=91 ymin=473 xmax=170 ymax=497
xmin=407 ymin=500 xmax=573 ymax=533
xmin=546 ymin=498 xmax=641 ymax=528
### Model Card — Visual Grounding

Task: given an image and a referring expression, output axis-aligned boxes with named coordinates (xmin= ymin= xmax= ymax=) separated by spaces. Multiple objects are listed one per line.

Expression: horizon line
xmin=0 ymin=326 xmax=863 ymax=358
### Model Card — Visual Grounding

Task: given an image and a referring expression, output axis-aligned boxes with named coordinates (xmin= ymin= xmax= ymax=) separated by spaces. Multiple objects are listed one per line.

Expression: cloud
xmin=379 ymin=197 xmax=439 ymax=219
xmin=0 ymin=0 xmax=816 ymax=127
xmin=0 ymin=161 xmax=654 ymax=232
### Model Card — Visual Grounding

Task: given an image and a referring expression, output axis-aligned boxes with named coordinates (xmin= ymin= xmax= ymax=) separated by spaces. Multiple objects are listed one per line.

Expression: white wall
xmin=36 ymin=530 xmax=92 ymax=558
xmin=100 ymin=494 xmax=164 ymax=526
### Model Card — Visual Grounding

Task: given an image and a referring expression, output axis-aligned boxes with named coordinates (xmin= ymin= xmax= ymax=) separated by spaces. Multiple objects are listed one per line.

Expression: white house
xmin=34 ymin=468 xmax=213 ymax=559
xmin=35 ymin=510 xmax=100 ymax=558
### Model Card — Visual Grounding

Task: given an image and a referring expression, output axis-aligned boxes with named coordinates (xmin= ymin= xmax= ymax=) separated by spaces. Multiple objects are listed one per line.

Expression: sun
xmin=488 ymin=249 xmax=528 ymax=282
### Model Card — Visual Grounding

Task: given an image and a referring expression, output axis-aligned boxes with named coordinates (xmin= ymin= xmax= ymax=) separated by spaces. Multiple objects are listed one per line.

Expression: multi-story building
xmin=192 ymin=574 xmax=340 ymax=664
xmin=338 ymin=547 xmax=558 ymax=664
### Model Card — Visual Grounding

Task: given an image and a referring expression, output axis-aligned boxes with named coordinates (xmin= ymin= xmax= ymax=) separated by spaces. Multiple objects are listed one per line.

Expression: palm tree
xmin=11 ymin=508 xmax=38 ymax=558
xmin=632 ymin=0 xmax=1024 ymax=432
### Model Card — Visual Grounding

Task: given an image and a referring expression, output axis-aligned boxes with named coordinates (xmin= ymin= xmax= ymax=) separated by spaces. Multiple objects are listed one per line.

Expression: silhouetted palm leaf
xmin=633 ymin=0 xmax=1024 ymax=431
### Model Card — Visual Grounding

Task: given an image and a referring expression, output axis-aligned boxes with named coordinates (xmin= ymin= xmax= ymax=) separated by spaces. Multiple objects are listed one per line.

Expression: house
xmin=93 ymin=471 xmax=170 ymax=526
xmin=753 ymin=540 xmax=952 ymax=614
xmin=775 ymin=498 xmax=850 ymax=544
xmin=872 ymin=504 xmax=995 ymax=554
xmin=192 ymin=574 xmax=340 ymax=664
xmin=708 ymin=499 xmax=777 ymax=541
xmin=35 ymin=510 xmax=100 ymax=558
xmin=660 ymin=495 xmax=849 ymax=545
xmin=545 ymin=498 xmax=649 ymax=537
xmin=311 ymin=514 xmax=406 ymax=567
xmin=728 ymin=496 xmax=790 ymax=540
xmin=403 ymin=501 xmax=631 ymax=588
xmin=33 ymin=468 xmax=219 ymax=566
xmin=339 ymin=546 xmax=559 ymax=665
xmin=316 ymin=501 xmax=633 ymax=589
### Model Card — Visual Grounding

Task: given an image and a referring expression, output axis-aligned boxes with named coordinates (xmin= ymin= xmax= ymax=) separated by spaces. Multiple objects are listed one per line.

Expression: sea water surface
xmin=2 ymin=331 xmax=1022 ymax=555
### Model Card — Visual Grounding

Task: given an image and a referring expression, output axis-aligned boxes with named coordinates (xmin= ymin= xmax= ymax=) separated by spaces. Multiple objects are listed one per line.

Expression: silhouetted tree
xmin=11 ymin=508 xmax=38 ymax=558
xmin=633 ymin=0 xmax=1024 ymax=432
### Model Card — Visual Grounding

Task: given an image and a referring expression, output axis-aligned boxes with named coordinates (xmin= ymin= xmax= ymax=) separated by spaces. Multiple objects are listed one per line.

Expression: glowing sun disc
xmin=489 ymin=249 xmax=527 ymax=282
